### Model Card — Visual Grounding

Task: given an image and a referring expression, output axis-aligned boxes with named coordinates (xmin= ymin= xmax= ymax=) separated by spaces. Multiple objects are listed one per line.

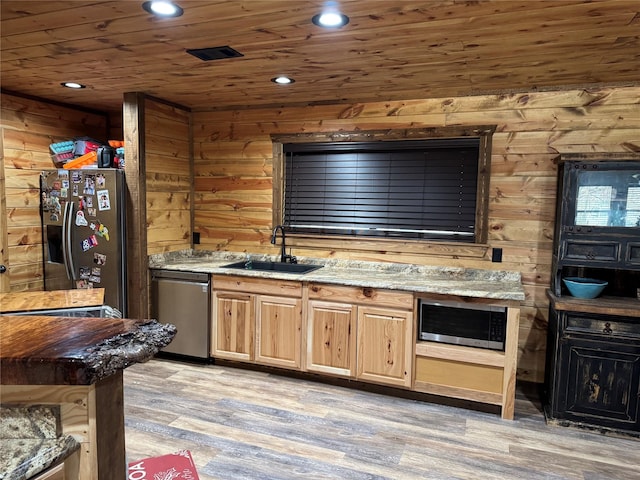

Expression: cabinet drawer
xmin=307 ymin=283 xmax=413 ymax=309
xmin=561 ymin=239 xmax=620 ymax=263
xmin=212 ymin=275 xmax=302 ymax=296
xmin=564 ymin=312 xmax=640 ymax=340
xmin=627 ymin=243 xmax=640 ymax=265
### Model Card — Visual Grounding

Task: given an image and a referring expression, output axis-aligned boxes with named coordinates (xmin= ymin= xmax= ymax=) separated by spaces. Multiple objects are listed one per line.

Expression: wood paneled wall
xmin=144 ymin=99 xmax=192 ymax=255
xmin=192 ymin=86 xmax=640 ymax=383
xmin=0 ymin=92 xmax=107 ymax=292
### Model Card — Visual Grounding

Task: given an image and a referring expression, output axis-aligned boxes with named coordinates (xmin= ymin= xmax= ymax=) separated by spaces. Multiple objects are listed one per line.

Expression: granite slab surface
xmin=0 ymin=437 xmax=79 ymax=480
xmin=0 ymin=406 xmax=80 ymax=480
xmin=149 ymin=250 xmax=525 ymax=301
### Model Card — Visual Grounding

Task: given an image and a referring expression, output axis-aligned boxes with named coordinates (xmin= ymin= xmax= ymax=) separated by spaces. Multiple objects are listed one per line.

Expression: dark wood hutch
xmin=545 ymin=153 xmax=640 ymax=436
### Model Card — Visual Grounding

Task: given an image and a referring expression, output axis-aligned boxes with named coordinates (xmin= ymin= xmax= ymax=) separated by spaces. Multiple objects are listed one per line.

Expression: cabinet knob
xmin=0 ymin=265 xmax=6 ymax=274
xmin=603 ymin=322 xmax=613 ymax=334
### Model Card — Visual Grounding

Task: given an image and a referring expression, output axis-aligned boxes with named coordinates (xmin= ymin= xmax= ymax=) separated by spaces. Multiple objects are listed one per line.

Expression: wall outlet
xmin=492 ymin=247 xmax=503 ymax=263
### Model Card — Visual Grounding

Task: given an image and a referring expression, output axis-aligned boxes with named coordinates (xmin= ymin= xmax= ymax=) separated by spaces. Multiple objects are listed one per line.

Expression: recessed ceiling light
xmin=271 ymin=76 xmax=295 ymax=85
xmin=61 ymin=82 xmax=86 ymax=89
xmin=142 ymin=1 xmax=183 ymax=17
xmin=312 ymin=2 xmax=349 ymax=28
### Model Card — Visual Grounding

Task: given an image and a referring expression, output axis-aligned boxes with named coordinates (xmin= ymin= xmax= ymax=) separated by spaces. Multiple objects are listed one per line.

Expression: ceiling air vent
xmin=186 ymin=46 xmax=244 ymax=61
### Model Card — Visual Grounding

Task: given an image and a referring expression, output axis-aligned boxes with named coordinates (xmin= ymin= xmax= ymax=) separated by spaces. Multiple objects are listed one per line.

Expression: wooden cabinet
xmin=212 ymin=291 xmax=254 ymax=361
xmin=546 ymin=155 xmax=640 ymax=434
xmin=546 ymin=294 xmax=640 ymax=433
xmin=357 ymin=306 xmax=413 ymax=387
xmin=306 ymin=283 xmax=413 ymax=386
xmin=306 ymin=300 xmax=357 ymax=376
xmin=413 ymin=298 xmax=521 ymax=420
xmin=551 ymin=156 xmax=640 ymax=297
xmin=211 ymin=275 xmax=302 ymax=370
xmin=255 ymin=295 xmax=302 ymax=369
xmin=211 ymin=275 xmax=520 ymax=417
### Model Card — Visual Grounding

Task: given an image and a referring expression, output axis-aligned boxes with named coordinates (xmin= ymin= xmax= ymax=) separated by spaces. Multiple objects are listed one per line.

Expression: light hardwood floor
xmin=123 ymin=358 xmax=639 ymax=480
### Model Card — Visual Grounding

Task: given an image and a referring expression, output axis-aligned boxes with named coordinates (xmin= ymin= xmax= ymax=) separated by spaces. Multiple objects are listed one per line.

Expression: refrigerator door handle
xmin=61 ymin=200 xmax=70 ymax=279
xmin=62 ymin=201 xmax=76 ymax=281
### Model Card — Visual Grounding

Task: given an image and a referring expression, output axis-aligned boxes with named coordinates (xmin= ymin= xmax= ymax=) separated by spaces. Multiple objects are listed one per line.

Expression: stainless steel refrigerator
xmin=40 ymin=168 xmax=127 ymax=315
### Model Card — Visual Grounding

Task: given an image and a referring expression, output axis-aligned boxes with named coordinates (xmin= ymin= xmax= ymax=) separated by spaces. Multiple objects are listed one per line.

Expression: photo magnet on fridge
xmin=79 ymin=266 xmax=90 ymax=280
xmin=97 ymin=189 xmax=111 ymax=211
xmin=41 ymin=192 xmax=61 ymax=214
xmin=94 ymin=253 xmax=107 ymax=265
xmin=76 ymin=280 xmax=93 ymax=289
xmin=84 ymin=175 xmax=96 ymax=195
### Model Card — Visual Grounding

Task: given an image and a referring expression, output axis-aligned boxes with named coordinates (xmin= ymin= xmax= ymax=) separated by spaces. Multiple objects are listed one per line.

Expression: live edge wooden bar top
xmin=0 ymin=315 xmax=176 ymax=385
xmin=0 ymin=304 xmax=176 ymax=480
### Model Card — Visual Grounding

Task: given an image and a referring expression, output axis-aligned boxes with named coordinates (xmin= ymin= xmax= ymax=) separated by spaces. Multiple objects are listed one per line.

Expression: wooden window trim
xmin=271 ymin=126 xmax=495 ymax=259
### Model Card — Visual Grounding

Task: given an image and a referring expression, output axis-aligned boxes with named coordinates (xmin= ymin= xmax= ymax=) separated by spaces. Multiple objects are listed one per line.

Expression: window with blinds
xmin=283 ymin=138 xmax=481 ymax=243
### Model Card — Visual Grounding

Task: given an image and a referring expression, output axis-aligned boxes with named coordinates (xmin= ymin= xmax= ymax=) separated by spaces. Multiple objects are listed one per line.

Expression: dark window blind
xmin=283 ymin=138 xmax=480 ymax=242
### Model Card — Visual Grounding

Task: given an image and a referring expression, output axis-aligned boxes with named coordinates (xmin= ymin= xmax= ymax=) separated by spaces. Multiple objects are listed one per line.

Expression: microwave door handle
xmin=62 ymin=201 xmax=77 ymax=281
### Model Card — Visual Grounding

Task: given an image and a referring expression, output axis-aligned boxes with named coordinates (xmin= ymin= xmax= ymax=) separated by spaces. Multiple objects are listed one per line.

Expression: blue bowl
xmin=563 ymin=277 xmax=608 ymax=299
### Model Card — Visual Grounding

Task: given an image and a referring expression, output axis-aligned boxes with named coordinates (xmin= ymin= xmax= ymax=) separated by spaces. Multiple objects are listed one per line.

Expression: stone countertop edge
xmin=0 ymin=436 xmax=80 ymax=480
xmin=149 ymin=250 xmax=526 ymax=301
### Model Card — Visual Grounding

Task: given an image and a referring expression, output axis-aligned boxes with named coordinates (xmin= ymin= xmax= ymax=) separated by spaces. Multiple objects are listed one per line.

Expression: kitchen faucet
xmin=271 ymin=225 xmax=297 ymax=263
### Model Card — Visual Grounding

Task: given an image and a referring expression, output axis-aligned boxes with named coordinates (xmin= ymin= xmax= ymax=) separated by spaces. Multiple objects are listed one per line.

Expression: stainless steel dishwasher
xmin=150 ymin=269 xmax=210 ymax=359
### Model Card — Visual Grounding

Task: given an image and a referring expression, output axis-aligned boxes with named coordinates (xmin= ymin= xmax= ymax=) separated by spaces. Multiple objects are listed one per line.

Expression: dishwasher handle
xmin=151 ymin=269 xmax=210 ymax=283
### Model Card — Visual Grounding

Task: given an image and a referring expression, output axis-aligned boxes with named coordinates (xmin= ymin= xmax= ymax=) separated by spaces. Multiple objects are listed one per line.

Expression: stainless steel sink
xmin=221 ymin=260 xmax=323 ymax=274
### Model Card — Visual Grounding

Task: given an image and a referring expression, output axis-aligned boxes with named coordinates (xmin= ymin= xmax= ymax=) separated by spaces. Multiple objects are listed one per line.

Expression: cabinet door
xmin=357 ymin=306 xmax=413 ymax=387
xmin=255 ymin=295 xmax=302 ymax=369
xmin=212 ymin=291 xmax=254 ymax=361
xmin=307 ymin=300 xmax=357 ymax=377
xmin=558 ymin=335 xmax=640 ymax=432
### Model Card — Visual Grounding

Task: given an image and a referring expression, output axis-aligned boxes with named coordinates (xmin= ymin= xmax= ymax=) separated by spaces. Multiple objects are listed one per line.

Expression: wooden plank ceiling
xmin=1 ymin=1 xmax=639 ymax=113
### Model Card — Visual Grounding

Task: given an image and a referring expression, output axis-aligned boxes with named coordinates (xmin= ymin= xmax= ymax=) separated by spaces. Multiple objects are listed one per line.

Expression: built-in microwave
xmin=418 ymin=299 xmax=507 ymax=351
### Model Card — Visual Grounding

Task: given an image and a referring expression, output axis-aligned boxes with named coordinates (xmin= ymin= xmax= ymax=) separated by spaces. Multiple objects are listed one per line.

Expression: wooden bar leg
xmin=95 ymin=371 xmax=126 ymax=480
xmin=501 ymin=307 xmax=520 ymax=420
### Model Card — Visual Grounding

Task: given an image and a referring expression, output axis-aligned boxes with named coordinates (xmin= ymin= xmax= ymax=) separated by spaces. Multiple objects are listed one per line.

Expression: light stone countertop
xmin=0 ymin=406 xmax=80 ymax=480
xmin=149 ymin=250 xmax=525 ymax=301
